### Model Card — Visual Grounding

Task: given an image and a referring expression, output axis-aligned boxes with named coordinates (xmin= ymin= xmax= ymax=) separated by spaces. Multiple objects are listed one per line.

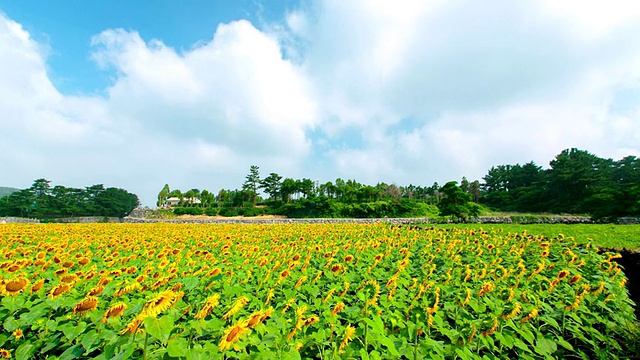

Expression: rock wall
xmin=122 ymin=215 xmax=615 ymax=225
xmin=51 ymin=217 xmax=122 ymax=223
xmin=0 ymin=217 xmax=40 ymax=224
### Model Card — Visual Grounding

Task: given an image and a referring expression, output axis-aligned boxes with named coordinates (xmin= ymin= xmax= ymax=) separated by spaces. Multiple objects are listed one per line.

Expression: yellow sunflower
xmin=219 ymin=321 xmax=250 ymax=351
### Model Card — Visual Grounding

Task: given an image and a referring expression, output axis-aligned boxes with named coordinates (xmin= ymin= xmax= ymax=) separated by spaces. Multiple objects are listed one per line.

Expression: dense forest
xmin=160 ymin=148 xmax=640 ymax=220
xmin=0 ymin=179 xmax=139 ymax=219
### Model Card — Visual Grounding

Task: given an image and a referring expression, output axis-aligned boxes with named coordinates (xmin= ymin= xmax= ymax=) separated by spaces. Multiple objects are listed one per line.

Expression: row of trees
xmin=161 ymin=165 xmax=478 ymax=219
xmin=482 ymin=148 xmax=640 ymax=218
xmin=0 ymin=179 xmax=139 ymax=218
xmin=161 ymin=148 xmax=640 ymax=219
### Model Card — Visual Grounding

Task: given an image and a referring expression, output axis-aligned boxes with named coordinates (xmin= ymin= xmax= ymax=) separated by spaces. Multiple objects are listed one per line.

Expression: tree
xmin=547 ymin=148 xmax=613 ymax=214
xmin=280 ymin=178 xmax=297 ymax=203
xmin=259 ymin=173 xmax=282 ymax=201
xmin=438 ymin=181 xmax=479 ymax=221
xmin=157 ymin=184 xmax=170 ymax=207
xmin=242 ymin=165 xmax=260 ymax=206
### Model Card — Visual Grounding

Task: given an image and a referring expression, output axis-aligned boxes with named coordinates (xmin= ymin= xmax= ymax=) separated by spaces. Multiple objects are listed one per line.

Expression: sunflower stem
xmin=143 ymin=331 xmax=149 ymax=360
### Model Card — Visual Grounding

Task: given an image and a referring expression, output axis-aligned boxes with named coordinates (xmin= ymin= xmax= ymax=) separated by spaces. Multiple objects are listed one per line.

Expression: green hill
xmin=0 ymin=187 xmax=20 ymax=198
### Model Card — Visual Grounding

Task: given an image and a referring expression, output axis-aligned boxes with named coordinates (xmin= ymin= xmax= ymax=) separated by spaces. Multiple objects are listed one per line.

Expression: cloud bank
xmin=1 ymin=1 xmax=639 ymax=205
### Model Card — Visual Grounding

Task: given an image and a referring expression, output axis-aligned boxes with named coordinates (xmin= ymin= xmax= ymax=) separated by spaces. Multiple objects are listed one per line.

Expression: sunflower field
xmin=0 ymin=223 xmax=638 ymax=359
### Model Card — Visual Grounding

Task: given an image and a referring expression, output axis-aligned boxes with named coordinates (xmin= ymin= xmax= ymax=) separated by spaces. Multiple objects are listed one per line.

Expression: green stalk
xmin=413 ymin=328 xmax=419 ymax=360
xmin=143 ymin=331 xmax=149 ymax=360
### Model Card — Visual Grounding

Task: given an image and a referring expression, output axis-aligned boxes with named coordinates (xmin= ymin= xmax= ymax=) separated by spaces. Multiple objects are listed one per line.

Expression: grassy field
xmin=433 ymin=224 xmax=640 ymax=251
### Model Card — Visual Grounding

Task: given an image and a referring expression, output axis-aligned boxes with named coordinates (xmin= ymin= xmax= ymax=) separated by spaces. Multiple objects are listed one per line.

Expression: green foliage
xmin=438 ymin=224 xmax=640 ymax=250
xmin=482 ymin=148 xmax=640 ymax=218
xmin=437 ymin=181 xmax=479 ymax=220
xmin=173 ymin=207 xmax=204 ymax=216
xmin=0 ymin=187 xmax=19 ymax=198
xmin=0 ymin=179 xmax=139 ymax=218
xmin=204 ymin=208 xmax=218 ymax=216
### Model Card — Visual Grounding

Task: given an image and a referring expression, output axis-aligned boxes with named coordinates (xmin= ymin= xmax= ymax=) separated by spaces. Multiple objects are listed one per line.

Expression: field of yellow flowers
xmin=0 ymin=223 xmax=638 ymax=359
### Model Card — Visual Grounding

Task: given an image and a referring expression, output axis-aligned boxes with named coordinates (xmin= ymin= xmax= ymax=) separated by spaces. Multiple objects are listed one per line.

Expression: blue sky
xmin=1 ymin=0 xmax=640 ymax=206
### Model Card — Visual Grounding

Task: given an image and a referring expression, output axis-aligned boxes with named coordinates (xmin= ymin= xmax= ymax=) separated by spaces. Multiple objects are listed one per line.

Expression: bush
xmin=218 ymin=207 xmax=241 ymax=217
xmin=173 ymin=207 xmax=204 ymax=216
xmin=204 ymin=208 xmax=218 ymax=216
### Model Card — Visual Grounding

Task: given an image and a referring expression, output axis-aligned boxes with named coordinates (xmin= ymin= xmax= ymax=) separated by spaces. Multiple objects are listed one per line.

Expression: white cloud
xmin=0 ymin=14 xmax=318 ymax=205
xmin=2 ymin=0 xmax=640 ymax=206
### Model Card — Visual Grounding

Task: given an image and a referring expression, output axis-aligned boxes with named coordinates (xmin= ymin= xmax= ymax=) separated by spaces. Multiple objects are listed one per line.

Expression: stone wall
xmin=122 ymin=215 xmax=623 ymax=225
xmin=51 ymin=217 xmax=122 ymax=223
xmin=0 ymin=217 xmax=40 ymax=224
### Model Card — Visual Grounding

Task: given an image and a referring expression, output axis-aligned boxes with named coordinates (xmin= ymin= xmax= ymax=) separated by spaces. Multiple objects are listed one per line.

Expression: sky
xmin=1 ymin=0 xmax=640 ymax=207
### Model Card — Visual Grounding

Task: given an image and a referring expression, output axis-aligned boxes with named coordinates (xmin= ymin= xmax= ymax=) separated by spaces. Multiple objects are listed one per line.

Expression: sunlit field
xmin=0 ymin=223 xmax=637 ymax=359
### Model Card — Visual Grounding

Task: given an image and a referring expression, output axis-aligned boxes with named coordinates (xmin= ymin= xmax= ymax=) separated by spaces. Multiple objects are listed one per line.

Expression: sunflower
xmin=12 ymin=329 xmax=23 ymax=340
xmin=331 ymin=302 xmax=345 ymax=316
xmin=49 ymin=283 xmax=71 ymax=298
xmin=502 ymin=302 xmax=522 ymax=320
xmin=195 ymin=294 xmax=220 ymax=320
xmin=323 ymin=288 xmax=336 ymax=303
xmin=339 ymin=325 xmax=357 ymax=353
xmin=143 ymin=290 xmax=177 ymax=317
xmin=294 ymin=276 xmax=307 ymax=289
xmin=569 ymin=274 xmax=582 ymax=285
xmin=330 ymin=264 xmax=343 ymax=274
xmin=222 ymin=296 xmax=249 ymax=320
xmin=481 ymin=316 xmax=499 ymax=336
xmin=304 ymin=315 xmax=319 ymax=327
xmin=4 ymin=278 xmax=29 ymax=295
xmin=557 ymin=270 xmax=570 ymax=280
xmin=102 ymin=302 xmax=128 ymax=322
xmin=219 ymin=321 xmax=250 ymax=351
xmin=87 ymin=285 xmax=105 ymax=296
xmin=246 ymin=310 xmax=264 ymax=328
xmin=521 ymin=308 xmax=539 ymax=323
xmin=30 ymin=279 xmax=45 ymax=293
xmin=73 ymin=297 xmax=99 ymax=315
xmin=0 ymin=349 xmax=9 ymax=358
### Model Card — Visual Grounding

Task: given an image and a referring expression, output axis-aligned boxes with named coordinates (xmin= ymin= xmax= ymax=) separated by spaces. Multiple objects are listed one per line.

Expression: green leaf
xmin=556 ymin=338 xmax=574 ymax=351
xmin=59 ymin=344 xmax=84 ymax=360
xmin=60 ymin=321 xmax=87 ymax=342
xmin=81 ymin=330 xmax=101 ymax=354
xmin=15 ymin=342 xmax=35 ymax=360
xmin=534 ymin=336 xmax=557 ymax=356
xmin=3 ymin=316 xmax=19 ymax=332
xmin=111 ymin=345 xmax=137 ymax=360
xmin=380 ymin=336 xmax=401 ymax=357
xmin=168 ymin=337 xmax=189 ymax=357
xmin=19 ymin=303 xmax=48 ymax=325
xmin=2 ymin=296 xmax=24 ymax=313
xmin=359 ymin=348 xmax=370 ymax=360
xmin=366 ymin=315 xmax=385 ymax=335
xmin=182 ymin=276 xmax=200 ymax=291
xmin=144 ymin=315 xmax=174 ymax=344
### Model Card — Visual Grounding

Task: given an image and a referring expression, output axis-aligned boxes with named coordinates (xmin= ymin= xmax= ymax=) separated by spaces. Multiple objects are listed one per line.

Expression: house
xmin=164 ymin=197 xmax=201 ymax=207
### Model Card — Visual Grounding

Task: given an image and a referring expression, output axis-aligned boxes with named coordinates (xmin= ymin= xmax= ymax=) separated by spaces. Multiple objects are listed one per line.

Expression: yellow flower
xmin=12 ymin=329 xmax=23 ymax=340
xmin=4 ymin=278 xmax=29 ymax=295
xmin=142 ymin=290 xmax=177 ymax=317
xmin=30 ymin=279 xmax=45 ymax=293
xmin=219 ymin=320 xmax=250 ymax=351
xmin=195 ymin=294 xmax=220 ymax=320
xmin=102 ymin=302 xmax=128 ymax=322
xmin=0 ymin=348 xmax=10 ymax=358
xmin=332 ymin=302 xmax=346 ymax=316
xmin=222 ymin=296 xmax=249 ymax=320
xmin=339 ymin=325 xmax=357 ymax=353
xmin=49 ymin=283 xmax=71 ymax=298
xmin=73 ymin=297 xmax=99 ymax=315
xmin=481 ymin=316 xmax=499 ymax=336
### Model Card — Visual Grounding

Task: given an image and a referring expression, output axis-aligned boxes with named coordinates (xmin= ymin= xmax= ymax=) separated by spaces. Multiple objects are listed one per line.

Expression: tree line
xmin=161 ymin=148 xmax=640 ymax=220
xmin=482 ymin=148 xmax=640 ymax=218
xmin=0 ymin=179 xmax=140 ymax=219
